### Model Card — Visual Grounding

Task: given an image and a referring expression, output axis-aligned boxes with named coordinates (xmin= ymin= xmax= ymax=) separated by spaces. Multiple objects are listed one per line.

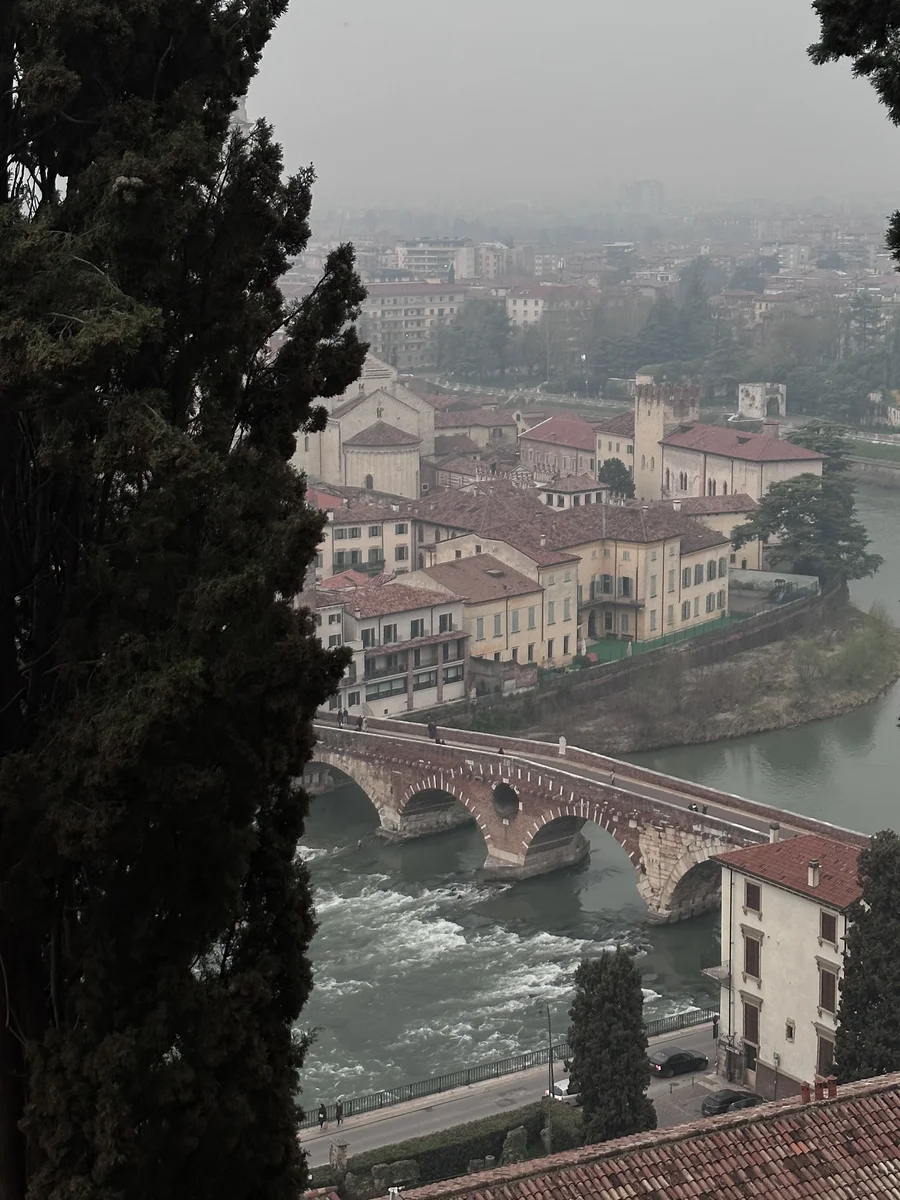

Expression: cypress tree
xmin=567 ymin=950 xmax=656 ymax=1145
xmin=0 ymin=3 xmax=365 ymax=1198
xmin=835 ymin=831 xmax=900 ymax=1083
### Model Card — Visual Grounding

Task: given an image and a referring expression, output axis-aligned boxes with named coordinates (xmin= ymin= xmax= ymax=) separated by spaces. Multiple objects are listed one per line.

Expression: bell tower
xmin=632 ymin=382 xmax=700 ymax=501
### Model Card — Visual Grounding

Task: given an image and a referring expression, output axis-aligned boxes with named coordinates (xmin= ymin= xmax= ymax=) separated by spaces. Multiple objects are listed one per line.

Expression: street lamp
xmin=532 ymin=999 xmax=556 ymax=1155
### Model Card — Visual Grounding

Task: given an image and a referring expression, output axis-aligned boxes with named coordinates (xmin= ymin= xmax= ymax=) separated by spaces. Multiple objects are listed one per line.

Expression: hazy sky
xmin=251 ymin=0 xmax=900 ymax=210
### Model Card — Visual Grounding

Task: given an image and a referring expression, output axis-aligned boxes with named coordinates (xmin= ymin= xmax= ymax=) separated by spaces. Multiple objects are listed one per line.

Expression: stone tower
xmin=632 ymin=382 xmax=700 ymax=501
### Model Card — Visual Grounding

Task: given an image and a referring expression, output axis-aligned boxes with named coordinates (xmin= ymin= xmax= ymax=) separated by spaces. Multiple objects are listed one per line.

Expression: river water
xmin=298 ymin=485 xmax=899 ymax=1108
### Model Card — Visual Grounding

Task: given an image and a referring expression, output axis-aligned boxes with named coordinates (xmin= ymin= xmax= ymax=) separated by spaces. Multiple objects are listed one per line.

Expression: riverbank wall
xmin=849 ymin=455 xmax=900 ymax=489
xmin=411 ymin=583 xmax=845 ymax=733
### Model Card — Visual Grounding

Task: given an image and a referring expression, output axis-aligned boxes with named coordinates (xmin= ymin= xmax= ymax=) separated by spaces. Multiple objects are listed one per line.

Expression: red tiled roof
xmin=419 ymin=555 xmax=542 ymax=604
xmin=592 ymin=410 xmax=636 ymax=438
xmin=318 ymin=569 xmax=370 ymax=589
xmin=342 ymin=421 xmax=421 ymax=448
xmin=404 ymin=1071 xmax=900 ymax=1200
xmin=715 ymin=834 xmax=862 ymax=909
xmin=542 ymin=473 xmax=605 ymax=494
xmin=518 ymin=415 xmax=596 ymax=452
xmin=317 ymin=581 xmax=459 ymax=619
xmin=650 ymin=494 xmax=758 ymax=516
xmin=661 ymin=423 xmax=824 ymax=463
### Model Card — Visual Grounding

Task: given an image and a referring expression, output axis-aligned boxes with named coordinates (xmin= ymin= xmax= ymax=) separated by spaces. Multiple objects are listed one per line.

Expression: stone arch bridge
xmin=307 ymin=719 xmax=867 ymax=924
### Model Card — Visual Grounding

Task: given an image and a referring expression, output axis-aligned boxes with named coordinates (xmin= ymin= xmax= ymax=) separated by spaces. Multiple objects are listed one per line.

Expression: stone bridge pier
xmin=308 ymin=731 xmax=767 ymax=923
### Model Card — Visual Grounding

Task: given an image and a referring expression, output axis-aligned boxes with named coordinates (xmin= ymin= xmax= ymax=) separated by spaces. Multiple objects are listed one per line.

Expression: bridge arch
xmin=400 ymin=770 xmax=483 ymax=841
xmin=650 ymin=838 xmax=736 ymax=922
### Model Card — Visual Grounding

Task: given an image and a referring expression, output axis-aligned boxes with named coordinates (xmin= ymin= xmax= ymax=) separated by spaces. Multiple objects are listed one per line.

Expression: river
xmin=298 ymin=485 xmax=898 ymax=1108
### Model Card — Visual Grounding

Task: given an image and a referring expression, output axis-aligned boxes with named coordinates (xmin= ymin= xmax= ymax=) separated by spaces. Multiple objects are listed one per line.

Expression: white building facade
xmin=710 ymin=835 xmax=861 ymax=1101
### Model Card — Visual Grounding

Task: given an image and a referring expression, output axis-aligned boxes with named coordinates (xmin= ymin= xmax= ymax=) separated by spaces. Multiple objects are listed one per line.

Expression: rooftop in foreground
xmin=403 ymin=1071 xmax=900 ymax=1200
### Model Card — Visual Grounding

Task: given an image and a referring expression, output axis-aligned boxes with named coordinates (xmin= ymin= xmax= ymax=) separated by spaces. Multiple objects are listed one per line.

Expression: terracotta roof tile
xmin=317 ymin=581 xmax=459 ymax=618
xmin=342 ymin=421 xmax=421 ymax=448
xmin=518 ymin=415 xmax=596 ymax=451
xmin=419 ymin=555 xmax=542 ymax=604
xmin=541 ymin=474 xmax=605 ymax=494
xmin=652 ymin=494 xmax=758 ymax=516
xmin=593 ymin=411 xmax=636 ymax=438
xmin=403 ymin=1073 xmax=900 ymax=1200
xmin=715 ymin=834 xmax=862 ymax=910
xmin=661 ymin=423 xmax=824 ymax=463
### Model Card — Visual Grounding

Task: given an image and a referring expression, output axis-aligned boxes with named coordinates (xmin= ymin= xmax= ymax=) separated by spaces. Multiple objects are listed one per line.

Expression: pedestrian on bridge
xmin=428 ymin=720 xmax=438 ymax=742
xmin=337 ymin=709 xmax=344 ymax=728
xmin=356 ymin=714 xmax=364 ymax=731
xmin=317 ymin=1102 xmax=327 ymax=1130
xmin=336 ymin=1099 xmax=344 ymax=1126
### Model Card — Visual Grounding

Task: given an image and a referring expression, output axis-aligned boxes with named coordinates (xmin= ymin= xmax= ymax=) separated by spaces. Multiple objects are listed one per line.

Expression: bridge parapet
xmin=311 ymin=724 xmax=839 ymax=921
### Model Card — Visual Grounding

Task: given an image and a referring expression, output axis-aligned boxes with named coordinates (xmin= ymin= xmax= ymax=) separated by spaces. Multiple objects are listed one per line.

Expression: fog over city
xmin=253 ymin=0 xmax=900 ymax=210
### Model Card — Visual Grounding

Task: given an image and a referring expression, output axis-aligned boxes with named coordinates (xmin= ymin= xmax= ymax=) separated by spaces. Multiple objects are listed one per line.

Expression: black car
xmin=701 ymin=1088 xmax=764 ymax=1117
xmin=648 ymin=1047 xmax=709 ymax=1078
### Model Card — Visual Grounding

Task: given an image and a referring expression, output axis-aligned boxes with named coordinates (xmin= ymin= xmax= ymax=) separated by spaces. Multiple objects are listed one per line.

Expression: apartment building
xmin=537 ymin=475 xmax=608 ymax=510
xmin=408 ymin=553 xmax=575 ymax=667
xmin=413 ymin=481 xmax=727 ymax=647
xmin=358 ymin=283 xmax=469 ymax=370
xmin=655 ymin=495 xmax=763 ymax=571
xmin=593 ymin=411 xmax=635 ymax=474
xmin=518 ymin=415 xmax=598 ymax=477
xmin=395 ymin=238 xmax=473 ymax=278
xmin=316 ymin=501 xmax=417 ymax=582
xmin=709 ymin=835 xmax=861 ymax=1100
xmin=505 ymin=284 xmax=591 ymax=328
xmin=434 ymin=409 xmax=519 ymax=449
xmin=315 ymin=580 xmax=468 ymax=716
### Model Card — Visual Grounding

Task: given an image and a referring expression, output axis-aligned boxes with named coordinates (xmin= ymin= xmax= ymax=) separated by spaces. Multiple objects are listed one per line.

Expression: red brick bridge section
xmin=308 ymin=716 xmax=867 ymax=923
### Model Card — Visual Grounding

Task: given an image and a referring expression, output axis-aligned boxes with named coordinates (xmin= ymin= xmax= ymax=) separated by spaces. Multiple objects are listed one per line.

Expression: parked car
xmin=543 ymin=1076 xmax=579 ymax=1106
xmin=648 ymin=1047 xmax=709 ymax=1078
xmin=701 ymin=1089 xmax=764 ymax=1117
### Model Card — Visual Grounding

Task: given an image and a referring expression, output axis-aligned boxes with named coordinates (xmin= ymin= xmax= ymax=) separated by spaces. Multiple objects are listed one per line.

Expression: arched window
xmin=364 ymin=474 xmax=374 ymax=490
xmin=650 ymin=456 xmax=655 ymax=471
xmin=722 ymin=481 xmax=728 ymax=496
xmin=665 ymin=468 xmax=671 ymax=492
xmin=641 ymin=454 xmax=646 ymax=469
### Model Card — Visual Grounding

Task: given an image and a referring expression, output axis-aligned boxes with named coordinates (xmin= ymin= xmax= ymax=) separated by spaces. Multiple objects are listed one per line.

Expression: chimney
xmin=769 ymin=823 xmax=780 ymax=843
xmin=808 ymin=859 xmax=820 ymax=888
xmin=801 ymin=1082 xmax=811 ymax=1104
xmin=763 ymin=418 xmax=780 ymax=439
xmin=814 ymin=1080 xmax=825 ymax=1101
xmin=827 ymin=1075 xmax=837 ymax=1099
xmin=672 ymin=499 xmax=682 ymax=512
xmin=539 ymin=534 xmax=547 ymax=548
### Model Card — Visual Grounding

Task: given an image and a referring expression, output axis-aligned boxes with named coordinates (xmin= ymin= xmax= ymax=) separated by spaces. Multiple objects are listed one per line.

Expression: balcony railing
xmin=364 ymin=660 xmax=408 ymax=682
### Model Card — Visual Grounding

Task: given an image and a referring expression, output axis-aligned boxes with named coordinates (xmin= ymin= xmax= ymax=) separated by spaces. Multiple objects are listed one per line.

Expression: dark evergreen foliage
xmin=732 ymin=423 xmax=882 ymax=583
xmin=567 ymin=950 xmax=656 ymax=1146
xmin=836 ymin=831 xmax=900 ymax=1082
xmin=0 ymin=3 xmax=366 ymax=1198
xmin=597 ymin=458 xmax=636 ymax=499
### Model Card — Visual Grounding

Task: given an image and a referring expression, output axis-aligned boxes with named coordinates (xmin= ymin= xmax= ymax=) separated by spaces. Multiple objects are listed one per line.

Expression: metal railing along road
xmin=300 ymin=1005 xmax=718 ymax=1128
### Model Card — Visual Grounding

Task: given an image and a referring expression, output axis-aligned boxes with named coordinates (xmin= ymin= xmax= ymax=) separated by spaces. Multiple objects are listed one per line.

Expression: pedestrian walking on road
xmin=318 ymin=1103 xmax=327 ymax=1130
xmin=336 ymin=1099 xmax=344 ymax=1126
xmin=356 ymin=714 xmax=364 ymax=731
xmin=342 ymin=707 xmax=350 ymax=726
xmin=712 ymin=1014 xmax=720 ymax=1040
xmin=337 ymin=709 xmax=344 ymax=728
xmin=428 ymin=720 xmax=438 ymax=742
xmin=610 ymin=772 xmax=616 ymax=788
xmin=362 ymin=715 xmax=368 ymax=731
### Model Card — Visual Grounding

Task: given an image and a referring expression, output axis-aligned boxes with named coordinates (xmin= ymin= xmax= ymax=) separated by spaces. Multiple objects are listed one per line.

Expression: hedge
xmin=309 ymin=1101 xmax=553 ymax=1190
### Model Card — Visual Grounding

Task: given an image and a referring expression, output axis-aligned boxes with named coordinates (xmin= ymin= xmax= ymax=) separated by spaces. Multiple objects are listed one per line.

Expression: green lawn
xmin=848 ymin=439 xmax=900 ymax=464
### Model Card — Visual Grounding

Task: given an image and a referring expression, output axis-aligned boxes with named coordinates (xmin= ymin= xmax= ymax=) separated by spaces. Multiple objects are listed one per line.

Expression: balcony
xmin=364 ymin=658 xmax=408 ymax=682
xmin=701 ymin=960 xmax=732 ymax=987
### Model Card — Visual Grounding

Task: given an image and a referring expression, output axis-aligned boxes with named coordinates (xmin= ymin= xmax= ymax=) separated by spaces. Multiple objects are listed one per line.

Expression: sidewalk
xmin=301 ymin=1020 xmax=717 ymax=1151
